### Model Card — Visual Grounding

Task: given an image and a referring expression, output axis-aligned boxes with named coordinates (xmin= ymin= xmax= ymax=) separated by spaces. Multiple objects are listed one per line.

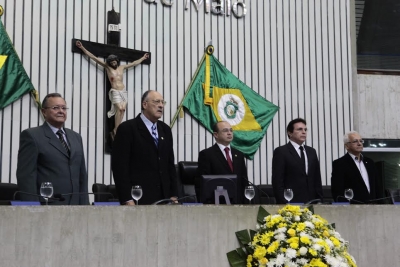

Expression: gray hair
xmin=343 ymin=131 xmax=359 ymax=144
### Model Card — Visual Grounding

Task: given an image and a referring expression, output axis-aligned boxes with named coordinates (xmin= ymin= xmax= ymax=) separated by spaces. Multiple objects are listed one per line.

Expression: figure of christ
xmin=76 ymin=41 xmax=149 ymax=139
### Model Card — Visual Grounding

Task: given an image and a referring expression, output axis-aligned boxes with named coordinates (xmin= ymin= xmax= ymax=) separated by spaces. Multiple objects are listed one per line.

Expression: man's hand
xmin=76 ymin=40 xmax=82 ymax=48
xmin=170 ymin=196 xmax=178 ymax=204
xmin=125 ymin=200 xmax=136 ymax=206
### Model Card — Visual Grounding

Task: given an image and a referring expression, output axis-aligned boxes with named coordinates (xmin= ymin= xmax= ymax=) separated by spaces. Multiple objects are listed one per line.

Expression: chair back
xmin=178 ymin=161 xmax=198 ymax=202
xmin=0 ymin=183 xmax=19 ymax=205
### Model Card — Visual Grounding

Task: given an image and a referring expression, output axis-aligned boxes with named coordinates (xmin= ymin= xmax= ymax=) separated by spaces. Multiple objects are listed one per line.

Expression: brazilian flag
xmin=178 ymin=46 xmax=279 ymax=159
xmin=0 ymin=20 xmax=35 ymax=109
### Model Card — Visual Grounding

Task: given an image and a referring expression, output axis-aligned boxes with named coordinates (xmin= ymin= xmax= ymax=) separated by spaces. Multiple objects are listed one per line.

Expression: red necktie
xmin=224 ymin=147 xmax=233 ymax=172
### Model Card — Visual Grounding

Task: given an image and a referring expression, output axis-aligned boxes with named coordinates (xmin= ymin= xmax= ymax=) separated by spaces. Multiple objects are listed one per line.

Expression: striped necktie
xmin=151 ymin=124 xmax=158 ymax=147
xmin=57 ymin=130 xmax=70 ymax=156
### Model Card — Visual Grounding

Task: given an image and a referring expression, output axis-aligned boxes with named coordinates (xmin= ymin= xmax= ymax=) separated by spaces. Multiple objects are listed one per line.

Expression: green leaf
xmin=257 ymin=206 xmax=270 ymax=224
xmin=306 ymin=205 xmax=314 ymax=214
xmin=331 ymin=223 xmax=336 ymax=229
xmin=235 ymin=229 xmax=251 ymax=247
xmin=227 ymin=250 xmax=247 ymax=267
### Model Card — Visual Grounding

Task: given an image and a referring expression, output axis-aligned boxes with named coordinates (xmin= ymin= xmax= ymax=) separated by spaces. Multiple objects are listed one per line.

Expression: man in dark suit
xmin=272 ymin=118 xmax=323 ymax=204
xmin=196 ymin=121 xmax=248 ymax=204
xmin=331 ymin=131 xmax=383 ymax=204
xmin=111 ymin=90 xmax=178 ymax=205
xmin=16 ymin=93 xmax=89 ymax=205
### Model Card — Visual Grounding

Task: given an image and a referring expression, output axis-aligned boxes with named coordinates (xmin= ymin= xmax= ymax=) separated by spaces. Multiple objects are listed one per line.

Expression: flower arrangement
xmin=227 ymin=205 xmax=357 ymax=267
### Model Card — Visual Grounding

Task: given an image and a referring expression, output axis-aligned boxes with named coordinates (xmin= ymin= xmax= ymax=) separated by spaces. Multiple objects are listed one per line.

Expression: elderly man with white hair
xmin=331 ymin=131 xmax=383 ymax=204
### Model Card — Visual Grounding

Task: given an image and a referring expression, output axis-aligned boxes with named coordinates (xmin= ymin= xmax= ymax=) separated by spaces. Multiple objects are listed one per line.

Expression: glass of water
xmin=284 ymin=189 xmax=293 ymax=204
xmin=244 ymin=186 xmax=255 ymax=204
xmin=344 ymin=188 xmax=353 ymax=203
xmin=40 ymin=182 xmax=53 ymax=205
xmin=131 ymin=185 xmax=143 ymax=205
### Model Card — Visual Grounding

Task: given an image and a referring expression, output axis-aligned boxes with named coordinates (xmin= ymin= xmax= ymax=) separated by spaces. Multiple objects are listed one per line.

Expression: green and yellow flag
xmin=178 ymin=46 xmax=279 ymax=159
xmin=0 ymin=20 xmax=35 ymax=109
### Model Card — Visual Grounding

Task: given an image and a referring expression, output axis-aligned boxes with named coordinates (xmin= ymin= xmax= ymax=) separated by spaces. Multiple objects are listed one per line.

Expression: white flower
xmin=285 ymin=248 xmax=297 ymax=259
xmin=256 ymin=224 xmax=260 ymax=230
xmin=275 ymin=253 xmax=286 ymax=266
xmin=296 ymin=258 xmax=308 ymax=265
xmin=312 ymin=244 xmax=322 ymax=251
xmin=305 ymin=221 xmax=315 ymax=229
xmin=325 ymin=238 xmax=334 ymax=248
xmin=299 ymin=247 xmax=308 ymax=255
xmin=275 ymin=227 xmax=287 ymax=233
xmin=294 ymin=215 xmax=300 ymax=221
xmin=285 ymin=261 xmax=299 ymax=267
xmin=274 ymin=232 xmax=286 ymax=241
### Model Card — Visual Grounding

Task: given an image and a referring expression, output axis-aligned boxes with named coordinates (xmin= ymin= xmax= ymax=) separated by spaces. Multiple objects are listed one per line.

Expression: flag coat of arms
xmin=179 ymin=46 xmax=279 ymax=159
xmin=0 ymin=19 xmax=35 ymax=109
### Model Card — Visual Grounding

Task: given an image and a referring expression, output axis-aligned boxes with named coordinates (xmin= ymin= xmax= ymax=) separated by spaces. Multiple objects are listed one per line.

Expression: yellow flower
xmin=266 ymin=241 xmax=280 ymax=254
xmin=246 ymin=255 xmax=253 ymax=267
xmin=259 ymin=257 xmax=268 ymax=265
xmin=322 ymin=230 xmax=330 ymax=237
xmin=290 ymin=242 xmax=299 ymax=249
xmin=308 ymin=258 xmax=328 ymax=267
xmin=329 ymin=236 xmax=341 ymax=247
xmin=253 ymin=246 xmax=267 ymax=260
xmin=308 ymin=248 xmax=318 ymax=256
xmin=260 ymin=234 xmax=271 ymax=245
xmin=296 ymin=222 xmax=306 ymax=231
xmin=287 ymin=228 xmax=296 ymax=237
xmin=300 ymin=236 xmax=311 ymax=245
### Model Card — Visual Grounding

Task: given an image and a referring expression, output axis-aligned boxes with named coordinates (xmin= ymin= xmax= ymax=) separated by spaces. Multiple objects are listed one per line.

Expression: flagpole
xmin=170 ymin=53 xmax=206 ymax=128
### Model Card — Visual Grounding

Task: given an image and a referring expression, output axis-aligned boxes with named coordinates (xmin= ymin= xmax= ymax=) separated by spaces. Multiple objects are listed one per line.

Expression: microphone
xmin=13 ymin=191 xmax=65 ymax=202
xmin=241 ymin=177 xmax=271 ymax=204
xmin=61 ymin=192 xmax=115 ymax=202
xmin=152 ymin=195 xmax=198 ymax=205
xmin=366 ymin=195 xmax=400 ymax=204
xmin=304 ymin=199 xmax=322 ymax=205
xmin=152 ymin=198 xmax=175 ymax=205
xmin=176 ymin=194 xmax=197 ymax=203
xmin=336 ymin=196 xmax=364 ymax=204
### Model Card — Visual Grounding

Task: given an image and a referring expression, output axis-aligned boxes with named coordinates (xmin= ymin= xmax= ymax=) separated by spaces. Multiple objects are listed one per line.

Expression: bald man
xmin=111 ymin=90 xmax=178 ymax=205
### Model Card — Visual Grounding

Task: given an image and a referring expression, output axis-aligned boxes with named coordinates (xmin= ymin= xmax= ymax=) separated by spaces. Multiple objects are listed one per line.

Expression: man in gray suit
xmin=16 ymin=93 xmax=89 ymax=205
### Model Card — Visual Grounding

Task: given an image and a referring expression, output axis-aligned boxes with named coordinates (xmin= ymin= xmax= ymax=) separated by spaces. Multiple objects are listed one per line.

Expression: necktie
xmin=56 ymin=130 xmax=70 ymax=156
xmin=151 ymin=124 xmax=158 ymax=147
xmin=224 ymin=147 xmax=233 ymax=172
xmin=299 ymin=146 xmax=306 ymax=173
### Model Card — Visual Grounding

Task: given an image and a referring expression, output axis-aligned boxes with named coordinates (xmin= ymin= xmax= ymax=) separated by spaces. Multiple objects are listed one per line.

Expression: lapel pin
xmin=161 ymin=137 xmax=164 ymax=140
xmin=235 ymin=154 xmax=237 ymax=157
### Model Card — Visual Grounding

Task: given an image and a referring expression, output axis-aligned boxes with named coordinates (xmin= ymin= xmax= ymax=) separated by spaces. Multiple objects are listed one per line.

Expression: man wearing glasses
xmin=16 ymin=93 xmax=89 ymax=205
xmin=331 ymin=131 xmax=382 ymax=204
xmin=112 ymin=90 xmax=178 ymax=205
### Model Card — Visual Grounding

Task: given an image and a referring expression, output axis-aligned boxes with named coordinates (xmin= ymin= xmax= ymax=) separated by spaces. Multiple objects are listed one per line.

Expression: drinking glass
xmin=284 ymin=189 xmax=293 ymax=204
xmin=344 ymin=188 xmax=354 ymax=203
xmin=131 ymin=185 xmax=143 ymax=205
xmin=244 ymin=186 xmax=255 ymax=204
xmin=40 ymin=182 xmax=53 ymax=206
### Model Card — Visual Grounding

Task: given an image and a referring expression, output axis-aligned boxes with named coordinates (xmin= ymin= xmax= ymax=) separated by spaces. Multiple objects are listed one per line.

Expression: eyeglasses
xmin=347 ymin=139 xmax=364 ymax=144
xmin=43 ymin=106 xmax=69 ymax=111
xmin=147 ymin=100 xmax=167 ymax=105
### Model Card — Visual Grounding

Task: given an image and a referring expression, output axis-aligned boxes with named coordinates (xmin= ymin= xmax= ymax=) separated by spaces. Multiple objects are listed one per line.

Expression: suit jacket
xmin=331 ymin=153 xmax=381 ymax=203
xmin=16 ymin=123 xmax=89 ymax=205
xmin=272 ymin=142 xmax=323 ymax=204
xmin=196 ymin=144 xmax=248 ymax=204
xmin=111 ymin=114 xmax=178 ymax=205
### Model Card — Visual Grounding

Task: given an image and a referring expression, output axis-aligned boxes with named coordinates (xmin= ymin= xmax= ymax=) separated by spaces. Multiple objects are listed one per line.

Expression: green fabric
xmin=182 ymin=53 xmax=279 ymax=159
xmin=0 ymin=20 xmax=34 ymax=109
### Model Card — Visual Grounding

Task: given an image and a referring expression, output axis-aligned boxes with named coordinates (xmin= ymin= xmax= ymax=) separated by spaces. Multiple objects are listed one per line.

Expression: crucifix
xmin=71 ymin=9 xmax=150 ymax=152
